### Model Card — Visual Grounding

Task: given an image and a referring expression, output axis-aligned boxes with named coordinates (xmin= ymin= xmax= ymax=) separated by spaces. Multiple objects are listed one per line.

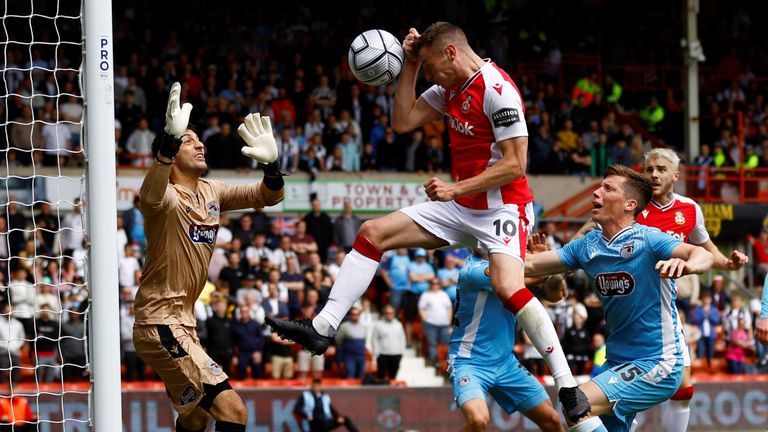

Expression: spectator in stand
xmin=273 ymin=236 xmax=299 ymax=273
xmin=640 ymin=97 xmax=665 ymax=133
xmin=725 ymin=317 xmax=752 ymax=374
xmin=571 ymin=72 xmax=601 ymax=107
xmin=245 ymin=232 xmax=273 ymax=269
xmin=419 ymin=278 xmax=452 ymax=368
xmin=220 ymin=252 xmax=246 ymax=293
xmin=292 ymin=220 xmax=319 ymax=268
xmin=326 ymin=146 xmax=345 ymax=172
xmin=296 ymin=302 xmax=325 ymax=380
xmin=61 ymin=306 xmax=87 ymax=380
xmin=0 ymin=301 xmax=24 ymax=385
xmin=335 ymin=307 xmax=368 ymax=379
xmin=693 ymin=292 xmax=721 ymax=368
xmin=370 ymin=304 xmax=406 ymax=381
xmin=205 ymin=296 xmax=235 ymax=376
xmin=269 ymin=321 xmax=295 ymax=379
xmin=724 ymin=293 xmax=752 ymax=338
xmin=747 ymin=228 xmax=768 ymax=281
xmin=125 ymin=117 xmax=155 ymax=167
xmin=590 ymin=133 xmax=611 ymax=177
xmin=304 ymin=197 xmax=334 ymax=263
xmin=232 ymin=303 xmax=265 ymax=379
xmin=675 ymin=274 xmax=700 ymax=325
xmin=380 ymin=248 xmax=410 ymax=312
xmin=304 ymin=110 xmax=325 ymax=144
xmin=436 ymin=255 xmax=460 ymax=304
xmin=377 ymin=127 xmax=402 ymax=172
xmin=337 ymin=132 xmax=360 ymax=172
xmin=282 ymin=256 xmax=305 ymax=319
xmin=568 ymin=138 xmax=591 ymax=176
xmin=278 ymin=126 xmax=301 ymax=173
xmin=521 ymin=332 xmax=545 ymax=377
xmin=311 ymin=76 xmax=337 ymax=119
xmin=692 ymin=143 xmax=714 ymax=195
xmin=300 ymin=146 xmax=325 ymax=179
xmin=530 ymin=124 xmax=554 ymax=174
xmin=556 ymin=119 xmax=578 ymax=152
xmin=118 ymin=243 xmax=142 ymax=289
xmin=9 ymin=268 xmax=35 ymax=336
xmin=120 ymin=301 xmax=145 ymax=381
xmin=611 ymin=139 xmax=632 ymax=167
xmin=294 ymin=378 xmax=359 ymax=432
xmin=122 ymin=196 xmax=145 ymax=248
xmin=561 ymin=302 xmax=591 ymax=375
xmin=710 ymin=274 xmax=730 ymax=312
xmin=232 ymin=213 xmax=259 ymax=247
xmin=360 ymin=142 xmax=378 ymax=171
xmin=333 ymin=199 xmax=360 ymax=253
xmin=545 ymin=139 xmax=569 ymax=174
xmin=262 ymin=281 xmax=290 ymax=320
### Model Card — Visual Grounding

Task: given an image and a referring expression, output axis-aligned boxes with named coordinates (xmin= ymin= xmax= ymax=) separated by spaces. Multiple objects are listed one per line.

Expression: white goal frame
xmin=83 ymin=0 xmax=122 ymax=430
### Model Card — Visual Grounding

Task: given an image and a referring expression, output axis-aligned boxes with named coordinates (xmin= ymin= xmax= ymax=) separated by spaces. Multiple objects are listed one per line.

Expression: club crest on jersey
xmin=208 ymin=359 xmax=223 ymax=375
xmin=206 ymin=201 xmax=220 ymax=218
xmin=594 ymin=271 xmax=635 ymax=297
xmin=492 ymin=107 xmax=520 ymax=127
xmin=461 ymin=95 xmax=473 ymax=113
xmin=188 ymin=223 xmax=219 ymax=244
xmin=674 ymin=211 xmax=685 ymax=225
xmin=620 ymin=242 xmax=635 ymax=258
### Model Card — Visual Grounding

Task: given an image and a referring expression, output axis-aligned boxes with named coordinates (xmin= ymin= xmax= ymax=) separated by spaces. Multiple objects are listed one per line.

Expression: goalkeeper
xmin=132 ymin=82 xmax=284 ymax=432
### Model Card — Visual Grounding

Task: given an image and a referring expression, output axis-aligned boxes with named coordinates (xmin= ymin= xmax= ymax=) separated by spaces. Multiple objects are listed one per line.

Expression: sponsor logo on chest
xmin=188 ymin=223 xmax=219 ymax=244
xmin=447 ymin=115 xmax=475 ymax=136
xmin=665 ymin=230 xmax=686 ymax=242
xmin=594 ymin=271 xmax=635 ymax=297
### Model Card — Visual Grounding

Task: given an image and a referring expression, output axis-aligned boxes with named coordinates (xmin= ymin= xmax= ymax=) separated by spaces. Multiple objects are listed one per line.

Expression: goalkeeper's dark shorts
xmin=134 ymin=324 xmax=229 ymax=416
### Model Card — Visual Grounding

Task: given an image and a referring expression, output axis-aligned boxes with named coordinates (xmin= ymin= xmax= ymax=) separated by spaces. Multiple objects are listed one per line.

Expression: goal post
xmin=82 ymin=0 xmax=122 ymax=430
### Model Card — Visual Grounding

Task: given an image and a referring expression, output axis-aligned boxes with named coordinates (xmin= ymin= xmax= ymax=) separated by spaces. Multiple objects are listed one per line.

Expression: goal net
xmin=1 ymin=0 xmax=95 ymax=429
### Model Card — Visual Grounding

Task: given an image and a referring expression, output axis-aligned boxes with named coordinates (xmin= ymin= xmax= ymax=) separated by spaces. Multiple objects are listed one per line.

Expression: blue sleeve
xmin=644 ymin=228 xmax=681 ymax=261
xmin=762 ymin=276 xmax=768 ymax=319
xmin=556 ymin=237 xmax=584 ymax=269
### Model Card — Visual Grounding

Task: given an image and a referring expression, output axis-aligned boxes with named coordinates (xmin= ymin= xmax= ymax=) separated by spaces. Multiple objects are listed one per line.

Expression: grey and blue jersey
xmin=449 ymin=254 xmax=516 ymax=363
xmin=557 ymin=224 xmax=683 ymax=364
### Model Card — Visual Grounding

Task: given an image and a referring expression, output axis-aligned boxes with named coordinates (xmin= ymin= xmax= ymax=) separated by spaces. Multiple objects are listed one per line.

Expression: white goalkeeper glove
xmin=238 ymin=113 xmax=279 ymax=164
xmin=164 ymin=82 xmax=192 ymax=138
xmin=155 ymin=82 xmax=193 ymax=160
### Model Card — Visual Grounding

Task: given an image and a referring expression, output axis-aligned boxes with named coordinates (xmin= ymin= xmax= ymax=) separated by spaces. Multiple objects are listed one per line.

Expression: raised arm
xmin=524 ymin=250 xmax=572 ymax=278
xmin=140 ymin=82 xmax=191 ymax=210
xmin=699 ymin=239 xmax=749 ymax=271
xmin=392 ymin=28 xmax=441 ymax=133
xmin=655 ymin=243 xmax=714 ymax=279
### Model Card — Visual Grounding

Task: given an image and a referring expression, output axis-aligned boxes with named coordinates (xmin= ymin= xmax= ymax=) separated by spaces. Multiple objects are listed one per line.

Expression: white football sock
xmin=515 ymin=294 xmax=577 ymax=390
xmin=569 ymin=417 xmax=606 ymax=432
xmin=313 ymin=248 xmax=379 ymax=336
xmin=662 ymin=399 xmax=691 ymax=432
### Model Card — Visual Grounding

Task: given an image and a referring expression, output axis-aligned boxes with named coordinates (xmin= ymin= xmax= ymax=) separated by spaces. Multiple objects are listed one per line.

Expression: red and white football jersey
xmin=421 ymin=60 xmax=533 ymax=210
xmin=636 ymin=193 xmax=709 ymax=245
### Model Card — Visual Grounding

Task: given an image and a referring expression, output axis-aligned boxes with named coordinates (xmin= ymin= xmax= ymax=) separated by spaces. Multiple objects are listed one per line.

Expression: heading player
xmin=526 ymin=165 xmax=713 ymax=432
xmin=132 ymin=82 xmax=284 ymax=432
xmin=450 ymin=250 xmax=563 ymax=432
xmin=267 ymin=21 xmax=584 ymax=415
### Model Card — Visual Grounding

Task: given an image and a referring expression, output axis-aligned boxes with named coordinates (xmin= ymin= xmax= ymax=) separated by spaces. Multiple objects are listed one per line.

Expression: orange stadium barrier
xmin=2 ymin=378 xmax=765 ymax=431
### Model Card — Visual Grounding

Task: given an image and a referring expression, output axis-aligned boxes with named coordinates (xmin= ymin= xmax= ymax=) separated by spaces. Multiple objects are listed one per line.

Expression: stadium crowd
xmin=2 ymin=0 xmax=768 ymax=386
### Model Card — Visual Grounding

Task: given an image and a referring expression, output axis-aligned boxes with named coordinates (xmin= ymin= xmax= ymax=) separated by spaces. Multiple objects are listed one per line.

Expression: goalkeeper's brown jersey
xmin=134 ymin=161 xmax=283 ymax=327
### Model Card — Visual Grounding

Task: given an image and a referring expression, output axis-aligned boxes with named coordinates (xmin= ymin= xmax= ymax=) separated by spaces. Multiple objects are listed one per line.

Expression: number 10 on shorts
xmin=493 ymin=219 xmax=517 ymax=237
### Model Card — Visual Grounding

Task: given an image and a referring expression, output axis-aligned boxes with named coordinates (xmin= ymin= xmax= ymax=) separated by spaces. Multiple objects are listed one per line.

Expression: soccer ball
xmin=348 ymin=29 xmax=405 ymax=87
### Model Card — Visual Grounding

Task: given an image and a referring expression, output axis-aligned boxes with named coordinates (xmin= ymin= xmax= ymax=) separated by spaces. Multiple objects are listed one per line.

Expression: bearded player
xmin=267 ymin=21 xmax=586 ymax=419
xmin=576 ymin=148 xmax=748 ymax=432
xmin=132 ymin=82 xmax=284 ymax=432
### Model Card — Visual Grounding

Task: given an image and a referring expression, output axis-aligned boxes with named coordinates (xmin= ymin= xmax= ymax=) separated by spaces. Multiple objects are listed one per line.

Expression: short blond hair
xmin=644 ymin=148 xmax=680 ymax=169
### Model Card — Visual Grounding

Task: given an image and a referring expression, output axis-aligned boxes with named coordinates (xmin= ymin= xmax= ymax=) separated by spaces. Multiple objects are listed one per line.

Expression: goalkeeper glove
xmin=155 ymin=82 xmax=192 ymax=160
xmin=238 ymin=113 xmax=278 ymax=164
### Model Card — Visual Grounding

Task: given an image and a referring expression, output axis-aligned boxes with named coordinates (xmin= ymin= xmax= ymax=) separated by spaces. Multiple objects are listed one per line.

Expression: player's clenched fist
xmin=402 ymin=28 xmax=421 ymax=62
xmin=423 ymin=177 xmax=457 ymax=202
xmin=238 ymin=113 xmax=278 ymax=164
